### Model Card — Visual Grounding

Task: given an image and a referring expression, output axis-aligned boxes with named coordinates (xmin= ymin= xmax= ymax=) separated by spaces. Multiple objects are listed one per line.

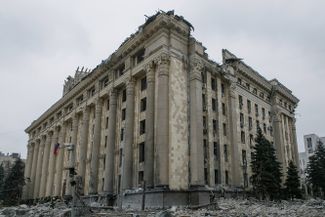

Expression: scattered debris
xmin=0 ymin=198 xmax=324 ymax=216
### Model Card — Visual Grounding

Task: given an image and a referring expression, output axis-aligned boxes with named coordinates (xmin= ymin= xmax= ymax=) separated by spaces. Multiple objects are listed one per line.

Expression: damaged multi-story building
xmin=23 ymin=11 xmax=299 ymax=208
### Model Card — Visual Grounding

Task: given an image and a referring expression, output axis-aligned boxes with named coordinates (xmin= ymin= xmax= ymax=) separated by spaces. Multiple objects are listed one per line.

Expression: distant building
xmin=0 ymin=152 xmax=21 ymax=177
xmin=299 ymin=134 xmax=325 ymax=195
xmin=304 ymin=134 xmax=325 ymax=157
xmin=23 ymin=11 xmax=299 ymax=208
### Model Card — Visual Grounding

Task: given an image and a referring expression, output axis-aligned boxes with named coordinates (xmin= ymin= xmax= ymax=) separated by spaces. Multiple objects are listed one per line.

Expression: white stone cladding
xmin=23 ymin=11 xmax=299 ymax=204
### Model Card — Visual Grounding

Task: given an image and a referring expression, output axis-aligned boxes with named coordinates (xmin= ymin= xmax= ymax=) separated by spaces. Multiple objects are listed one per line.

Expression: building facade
xmin=23 ymin=11 xmax=299 ymax=207
xmin=299 ymin=133 xmax=325 ymax=194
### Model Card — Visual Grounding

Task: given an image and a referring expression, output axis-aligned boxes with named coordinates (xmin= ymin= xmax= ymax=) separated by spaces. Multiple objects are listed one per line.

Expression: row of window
xmin=237 ymin=77 xmax=270 ymax=102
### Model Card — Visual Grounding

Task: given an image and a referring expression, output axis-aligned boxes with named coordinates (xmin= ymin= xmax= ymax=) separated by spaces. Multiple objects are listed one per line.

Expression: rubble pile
xmin=168 ymin=199 xmax=325 ymax=217
xmin=0 ymin=198 xmax=324 ymax=217
xmin=0 ymin=201 xmax=70 ymax=217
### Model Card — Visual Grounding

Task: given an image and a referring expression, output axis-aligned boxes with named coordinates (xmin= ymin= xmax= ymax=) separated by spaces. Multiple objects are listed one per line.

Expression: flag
xmin=54 ymin=143 xmax=60 ymax=155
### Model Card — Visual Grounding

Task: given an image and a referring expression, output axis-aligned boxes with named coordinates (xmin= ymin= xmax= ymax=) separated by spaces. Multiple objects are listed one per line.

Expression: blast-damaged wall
xmin=168 ymin=56 xmax=189 ymax=190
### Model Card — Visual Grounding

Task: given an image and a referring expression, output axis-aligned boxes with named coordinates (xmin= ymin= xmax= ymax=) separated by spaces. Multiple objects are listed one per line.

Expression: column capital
xmin=190 ymin=57 xmax=204 ymax=72
xmin=109 ymin=89 xmax=118 ymax=105
xmin=145 ymin=62 xmax=155 ymax=83
xmin=190 ymin=57 xmax=204 ymax=81
xmin=126 ymin=78 xmax=135 ymax=95
xmin=155 ymin=53 xmax=170 ymax=66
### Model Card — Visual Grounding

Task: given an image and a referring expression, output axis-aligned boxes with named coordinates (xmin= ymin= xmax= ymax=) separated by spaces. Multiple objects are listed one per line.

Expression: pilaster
xmin=122 ymin=79 xmax=135 ymax=191
xmin=46 ymin=127 xmax=59 ymax=196
xmin=89 ymin=98 xmax=103 ymax=194
xmin=54 ymin=123 xmax=66 ymax=196
xmin=79 ymin=106 xmax=90 ymax=194
xmin=155 ymin=53 xmax=170 ymax=187
xmin=39 ymin=132 xmax=53 ymax=197
xmin=144 ymin=62 xmax=155 ymax=187
xmin=104 ymin=89 xmax=117 ymax=194
xmin=34 ymin=135 xmax=46 ymax=198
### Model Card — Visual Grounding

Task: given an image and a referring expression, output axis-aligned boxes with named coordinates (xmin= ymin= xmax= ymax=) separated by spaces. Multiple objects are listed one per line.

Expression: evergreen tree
xmin=2 ymin=158 xmax=25 ymax=206
xmin=0 ymin=164 xmax=4 ymax=201
xmin=284 ymin=160 xmax=301 ymax=200
xmin=306 ymin=142 xmax=325 ymax=197
xmin=250 ymin=127 xmax=282 ymax=200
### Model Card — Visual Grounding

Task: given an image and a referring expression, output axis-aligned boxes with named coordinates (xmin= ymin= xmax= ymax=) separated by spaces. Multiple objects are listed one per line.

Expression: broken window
xmin=240 ymin=113 xmax=244 ymax=128
xmin=121 ymin=108 xmax=126 ymax=121
xmin=222 ymin=103 xmax=226 ymax=115
xmin=241 ymin=131 xmax=245 ymax=144
xmin=122 ymin=89 xmax=126 ymax=102
xmin=249 ymin=134 xmax=254 ymax=147
xmin=134 ymin=48 xmax=145 ymax=65
xmin=224 ymin=144 xmax=228 ymax=162
xmin=221 ymin=83 xmax=225 ymax=97
xmin=104 ymin=136 xmax=107 ymax=148
xmin=140 ymin=98 xmax=147 ymax=112
xmin=247 ymin=100 xmax=251 ymax=114
xmin=139 ymin=142 xmax=145 ymax=163
xmin=100 ymin=76 xmax=109 ymax=88
xmin=120 ymin=128 xmax=124 ymax=141
xmin=213 ymin=142 xmax=218 ymax=157
xmin=215 ymin=169 xmax=219 ymax=184
xmin=255 ymin=104 xmax=259 ymax=117
xmin=88 ymin=86 xmax=96 ymax=98
xmin=225 ymin=170 xmax=229 ymax=185
xmin=203 ymin=139 xmax=208 ymax=160
xmin=138 ymin=171 xmax=144 ymax=185
xmin=239 ymin=95 xmax=243 ymax=109
xmin=249 ymin=117 xmax=253 ymax=130
xmin=141 ymin=76 xmax=147 ymax=91
xmin=116 ymin=63 xmax=125 ymax=77
xmin=140 ymin=120 xmax=146 ymax=135
xmin=105 ymin=117 xmax=109 ymax=129
xmin=213 ymin=119 xmax=217 ymax=133
xmin=262 ymin=108 xmax=265 ymax=120
xmin=76 ymin=95 xmax=84 ymax=105
xmin=212 ymin=98 xmax=216 ymax=111
xmin=211 ymin=77 xmax=217 ymax=91
xmin=242 ymin=150 xmax=247 ymax=167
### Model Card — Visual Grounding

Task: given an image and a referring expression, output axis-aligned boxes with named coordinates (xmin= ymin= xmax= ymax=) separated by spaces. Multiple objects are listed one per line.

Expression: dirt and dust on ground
xmin=0 ymin=198 xmax=325 ymax=217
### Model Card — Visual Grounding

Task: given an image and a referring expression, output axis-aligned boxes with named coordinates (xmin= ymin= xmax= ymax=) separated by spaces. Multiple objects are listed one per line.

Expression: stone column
xmin=104 ymin=89 xmax=117 ymax=194
xmin=54 ymin=123 xmax=66 ymax=196
xmin=144 ymin=62 xmax=155 ymax=187
xmin=122 ymin=79 xmax=135 ymax=191
xmin=272 ymin=108 xmax=286 ymax=176
xmin=89 ymin=99 xmax=103 ymax=194
xmin=34 ymin=135 xmax=46 ymax=198
xmin=189 ymin=57 xmax=205 ymax=186
xmin=29 ymin=140 xmax=39 ymax=198
xmin=155 ymin=54 xmax=170 ymax=186
xmin=290 ymin=118 xmax=300 ymax=168
xmin=78 ymin=106 xmax=90 ymax=194
xmin=23 ymin=141 xmax=34 ymax=199
xmin=39 ymin=132 xmax=52 ymax=197
xmin=66 ymin=113 xmax=79 ymax=196
xmin=46 ymin=127 xmax=59 ymax=196
xmin=228 ymin=82 xmax=241 ymax=187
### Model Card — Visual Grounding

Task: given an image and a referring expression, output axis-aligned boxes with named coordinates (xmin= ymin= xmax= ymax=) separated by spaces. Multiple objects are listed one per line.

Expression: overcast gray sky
xmin=1 ymin=0 xmax=324 ymax=158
